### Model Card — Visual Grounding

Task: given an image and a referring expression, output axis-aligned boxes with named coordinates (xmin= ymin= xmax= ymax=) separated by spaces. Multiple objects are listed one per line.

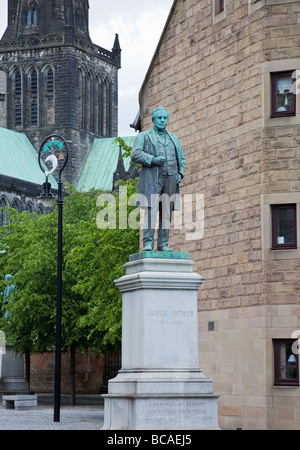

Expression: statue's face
xmin=153 ymin=110 xmax=169 ymax=131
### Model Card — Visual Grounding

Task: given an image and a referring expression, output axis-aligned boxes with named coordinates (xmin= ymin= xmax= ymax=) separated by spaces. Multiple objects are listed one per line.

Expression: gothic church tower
xmin=0 ymin=0 xmax=121 ymax=184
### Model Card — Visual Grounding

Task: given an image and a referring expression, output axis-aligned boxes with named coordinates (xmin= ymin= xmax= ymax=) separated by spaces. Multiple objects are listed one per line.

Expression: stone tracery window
xmin=103 ymin=76 xmax=112 ymax=137
xmin=27 ymin=1 xmax=38 ymax=26
xmin=46 ymin=67 xmax=54 ymax=94
xmin=78 ymin=67 xmax=86 ymax=129
xmin=43 ymin=65 xmax=54 ymax=126
xmin=25 ymin=202 xmax=34 ymax=213
xmin=0 ymin=197 xmax=9 ymax=226
xmin=95 ymin=73 xmax=102 ymax=135
xmin=11 ymin=198 xmax=22 ymax=213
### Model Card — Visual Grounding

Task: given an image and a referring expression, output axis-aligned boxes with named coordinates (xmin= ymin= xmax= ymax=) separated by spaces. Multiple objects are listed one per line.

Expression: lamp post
xmin=37 ymin=135 xmax=69 ymax=423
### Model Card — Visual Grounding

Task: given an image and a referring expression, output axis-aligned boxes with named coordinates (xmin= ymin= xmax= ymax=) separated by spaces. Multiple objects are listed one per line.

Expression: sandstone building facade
xmin=139 ymin=0 xmax=300 ymax=429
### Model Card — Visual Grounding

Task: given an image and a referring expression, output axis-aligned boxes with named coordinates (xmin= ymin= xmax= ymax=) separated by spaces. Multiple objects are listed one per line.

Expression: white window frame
xmin=262 ymin=59 xmax=300 ymax=128
xmin=213 ymin=0 xmax=226 ymax=24
xmin=261 ymin=193 xmax=300 ymax=260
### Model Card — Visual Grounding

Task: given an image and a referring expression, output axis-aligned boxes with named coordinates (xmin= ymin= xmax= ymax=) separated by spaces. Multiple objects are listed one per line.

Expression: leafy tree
xmin=0 ymin=180 xmax=139 ymax=403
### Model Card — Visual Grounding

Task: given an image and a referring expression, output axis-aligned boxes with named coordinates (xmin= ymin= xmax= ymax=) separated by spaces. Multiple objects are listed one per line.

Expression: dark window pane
xmin=271 ymin=72 xmax=296 ymax=117
xmin=15 ymin=72 xmax=21 ymax=98
xmin=31 ymin=100 xmax=38 ymax=125
xmin=274 ymin=339 xmax=299 ymax=386
xmin=47 ymin=69 xmax=54 ymax=93
xmin=15 ymin=100 xmax=21 ymax=126
xmin=31 ymin=71 xmax=37 ymax=96
xmin=276 ymin=76 xmax=293 ymax=113
xmin=278 ymin=342 xmax=297 ymax=380
xmin=276 ymin=207 xmax=296 ymax=245
xmin=271 ymin=204 xmax=297 ymax=249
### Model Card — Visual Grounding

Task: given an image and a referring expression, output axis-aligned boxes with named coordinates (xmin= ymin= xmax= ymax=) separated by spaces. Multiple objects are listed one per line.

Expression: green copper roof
xmin=77 ymin=136 xmax=136 ymax=192
xmin=0 ymin=127 xmax=58 ymax=188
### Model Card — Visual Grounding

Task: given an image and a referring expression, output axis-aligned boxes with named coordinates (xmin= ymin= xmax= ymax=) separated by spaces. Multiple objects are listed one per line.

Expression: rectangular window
xmin=271 ymin=204 xmax=297 ymax=249
xmin=271 ymin=71 xmax=296 ymax=117
xmin=274 ymin=339 xmax=299 ymax=386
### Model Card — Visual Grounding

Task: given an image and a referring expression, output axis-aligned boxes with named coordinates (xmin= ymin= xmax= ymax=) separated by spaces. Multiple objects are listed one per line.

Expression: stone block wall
xmin=141 ymin=0 xmax=265 ymax=311
xmin=139 ymin=0 xmax=300 ymax=429
xmin=198 ymin=305 xmax=300 ymax=430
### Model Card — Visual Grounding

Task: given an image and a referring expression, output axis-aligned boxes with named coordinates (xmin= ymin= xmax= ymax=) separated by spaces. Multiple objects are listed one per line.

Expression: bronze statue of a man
xmin=131 ymin=107 xmax=186 ymax=251
xmin=2 ymin=274 xmax=15 ymax=319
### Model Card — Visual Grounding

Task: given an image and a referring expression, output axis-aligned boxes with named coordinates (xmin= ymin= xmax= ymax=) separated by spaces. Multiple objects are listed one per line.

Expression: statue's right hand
xmin=153 ymin=156 xmax=165 ymax=166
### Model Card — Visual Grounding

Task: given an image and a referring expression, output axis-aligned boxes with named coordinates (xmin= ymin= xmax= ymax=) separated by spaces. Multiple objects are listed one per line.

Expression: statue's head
xmin=152 ymin=107 xmax=169 ymax=131
xmin=5 ymin=274 xmax=12 ymax=282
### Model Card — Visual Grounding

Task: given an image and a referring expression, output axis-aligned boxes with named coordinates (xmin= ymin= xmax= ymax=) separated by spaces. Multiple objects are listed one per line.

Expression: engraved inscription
xmin=147 ymin=310 xmax=194 ymax=326
xmin=138 ymin=399 xmax=214 ymax=426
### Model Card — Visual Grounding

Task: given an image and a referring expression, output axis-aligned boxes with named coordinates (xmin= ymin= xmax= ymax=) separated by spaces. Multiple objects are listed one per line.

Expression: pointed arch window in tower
xmin=75 ymin=10 xmax=83 ymax=30
xmin=78 ymin=67 xmax=86 ymax=129
xmin=27 ymin=1 xmax=38 ymax=26
xmin=0 ymin=197 xmax=9 ymax=226
xmin=44 ymin=66 xmax=54 ymax=125
xmin=86 ymin=71 xmax=93 ymax=132
xmin=103 ymin=77 xmax=112 ymax=137
xmin=95 ymin=74 xmax=102 ymax=136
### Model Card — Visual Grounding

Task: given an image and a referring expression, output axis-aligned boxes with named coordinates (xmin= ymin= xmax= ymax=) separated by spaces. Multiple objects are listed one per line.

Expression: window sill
xmin=263 ymin=115 xmax=299 ymax=128
xmin=263 ymin=248 xmax=300 ymax=260
xmin=271 ymin=246 xmax=297 ymax=251
xmin=270 ymin=113 xmax=296 ymax=119
xmin=213 ymin=12 xmax=226 ymax=24
xmin=248 ymin=0 xmax=265 ymax=15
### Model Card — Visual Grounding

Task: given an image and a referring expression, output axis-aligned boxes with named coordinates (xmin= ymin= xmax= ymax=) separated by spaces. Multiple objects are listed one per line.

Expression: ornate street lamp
xmin=37 ymin=135 xmax=69 ymax=423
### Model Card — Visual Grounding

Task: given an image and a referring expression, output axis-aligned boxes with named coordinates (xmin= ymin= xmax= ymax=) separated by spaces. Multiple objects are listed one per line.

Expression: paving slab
xmin=0 ymin=394 xmax=104 ymax=430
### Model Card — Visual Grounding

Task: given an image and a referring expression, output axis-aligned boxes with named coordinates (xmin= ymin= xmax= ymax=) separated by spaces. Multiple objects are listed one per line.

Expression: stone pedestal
xmin=0 ymin=346 xmax=30 ymax=394
xmin=102 ymin=252 xmax=219 ymax=430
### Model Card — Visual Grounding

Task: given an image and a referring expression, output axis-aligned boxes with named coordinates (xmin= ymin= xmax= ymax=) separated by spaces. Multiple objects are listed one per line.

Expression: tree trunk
xmin=70 ymin=344 xmax=76 ymax=406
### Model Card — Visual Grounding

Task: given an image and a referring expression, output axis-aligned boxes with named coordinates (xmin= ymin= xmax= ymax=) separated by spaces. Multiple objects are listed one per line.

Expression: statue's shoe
xmin=157 ymin=246 xmax=173 ymax=252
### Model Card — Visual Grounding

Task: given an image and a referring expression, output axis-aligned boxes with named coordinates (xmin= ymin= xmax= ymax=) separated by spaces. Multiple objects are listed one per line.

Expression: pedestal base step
xmin=102 ymin=393 xmax=219 ymax=430
xmin=102 ymin=371 xmax=219 ymax=430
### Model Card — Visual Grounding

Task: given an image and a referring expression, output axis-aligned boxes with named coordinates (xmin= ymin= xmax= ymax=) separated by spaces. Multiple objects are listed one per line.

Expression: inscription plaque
xmin=136 ymin=398 xmax=216 ymax=429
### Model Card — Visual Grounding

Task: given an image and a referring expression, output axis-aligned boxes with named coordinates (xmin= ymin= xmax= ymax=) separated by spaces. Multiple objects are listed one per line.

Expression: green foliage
xmin=113 ymin=137 xmax=141 ymax=176
xmin=113 ymin=137 xmax=133 ymax=159
xmin=0 ymin=182 xmax=139 ymax=357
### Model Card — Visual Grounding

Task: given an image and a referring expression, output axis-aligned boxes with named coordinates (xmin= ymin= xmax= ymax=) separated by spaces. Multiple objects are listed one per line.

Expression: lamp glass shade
xmin=37 ymin=180 xmax=55 ymax=207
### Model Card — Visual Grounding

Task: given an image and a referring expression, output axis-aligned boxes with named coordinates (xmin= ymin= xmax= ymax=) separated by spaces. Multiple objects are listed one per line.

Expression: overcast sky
xmin=0 ymin=0 xmax=174 ymax=136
